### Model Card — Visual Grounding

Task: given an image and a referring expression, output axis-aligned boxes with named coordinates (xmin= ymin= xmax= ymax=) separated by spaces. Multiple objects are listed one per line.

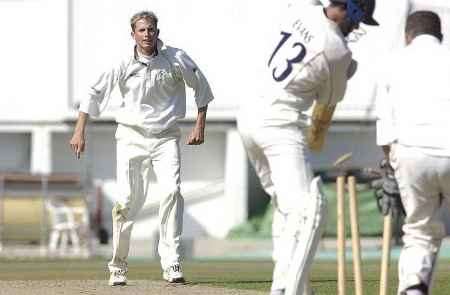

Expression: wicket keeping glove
xmin=373 ymin=159 xmax=405 ymax=216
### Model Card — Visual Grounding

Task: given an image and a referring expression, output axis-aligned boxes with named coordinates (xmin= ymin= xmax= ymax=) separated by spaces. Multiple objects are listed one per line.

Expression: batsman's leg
xmin=262 ymin=126 xmax=320 ymax=295
xmin=284 ymin=177 xmax=327 ymax=295
xmin=272 ymin=205 xmax=314 ymax=294
xmin=239 ymin=125 xmax=316 ymax=294
xmin=239 ymin=127 xmax=287 ymax=292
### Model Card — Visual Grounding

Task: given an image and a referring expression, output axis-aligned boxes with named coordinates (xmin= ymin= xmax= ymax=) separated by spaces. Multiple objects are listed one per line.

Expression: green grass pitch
xmin=1 ymin=258 xmax=450 ymax=294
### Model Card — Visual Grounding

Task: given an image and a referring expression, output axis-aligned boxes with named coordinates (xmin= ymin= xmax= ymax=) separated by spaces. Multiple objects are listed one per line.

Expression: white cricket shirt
xmin=79 ymin=40 xmax=214 ymax=134
xmin=376 ymin=35 xmax=450 ymax=156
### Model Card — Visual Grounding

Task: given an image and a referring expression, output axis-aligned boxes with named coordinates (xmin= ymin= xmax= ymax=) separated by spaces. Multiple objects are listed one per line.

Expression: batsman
xmin=237 ymin=0 xmax=378 ymax=294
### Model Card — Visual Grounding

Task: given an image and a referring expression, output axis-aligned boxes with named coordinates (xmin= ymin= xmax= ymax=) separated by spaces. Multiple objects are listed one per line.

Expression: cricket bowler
xmin=69 ymin=10 xmax=214 ymax=286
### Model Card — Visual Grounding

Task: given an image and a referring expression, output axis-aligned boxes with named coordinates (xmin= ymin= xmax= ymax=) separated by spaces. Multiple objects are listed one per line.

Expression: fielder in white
xmin=69 ymin=11 xmax=214 ymax=286
xmin=237 ymin=1 xmax=378 ymax=294
xmin=376 ymin=11 xmax=450 ymax=295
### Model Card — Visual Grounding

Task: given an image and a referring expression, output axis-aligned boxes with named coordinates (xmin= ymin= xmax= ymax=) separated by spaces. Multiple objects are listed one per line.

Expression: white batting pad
xmin=398 ymin=244 xmax=440 ymax=294
xmin=285 ymin=176 xmax=327 ymax=295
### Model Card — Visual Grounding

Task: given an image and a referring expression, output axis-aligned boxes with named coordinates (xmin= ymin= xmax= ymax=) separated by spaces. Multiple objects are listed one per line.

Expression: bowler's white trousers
xmin=238 ymin=121 xmax=320 ymax=295
xmin=390 ymin=144 xmax=450 ymax=293
xmin=108 ymin=124 xmax=184 ymax=273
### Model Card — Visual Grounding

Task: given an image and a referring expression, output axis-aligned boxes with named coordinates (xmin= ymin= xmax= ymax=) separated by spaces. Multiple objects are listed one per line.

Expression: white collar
xmin=133 ymin=39 xmax=166 ymax=64
xmin=410 ymin=34 xmax=441 ymax=46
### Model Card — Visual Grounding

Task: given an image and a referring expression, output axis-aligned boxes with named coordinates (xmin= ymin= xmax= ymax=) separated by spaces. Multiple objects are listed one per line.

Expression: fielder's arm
xmin=307 ymin=103 xmax=336 ymax=152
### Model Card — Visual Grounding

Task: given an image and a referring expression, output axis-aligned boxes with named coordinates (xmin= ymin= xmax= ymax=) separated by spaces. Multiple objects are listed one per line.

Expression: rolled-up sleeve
xmin=175 ymin=50 xmax=214 ymax=108
xmin=78 ymin=66 xmax=122 ymax=117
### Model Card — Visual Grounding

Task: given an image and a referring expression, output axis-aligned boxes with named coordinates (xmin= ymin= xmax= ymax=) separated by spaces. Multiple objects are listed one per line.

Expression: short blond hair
xmin=130 ymin=11 xmax=158 ymax=32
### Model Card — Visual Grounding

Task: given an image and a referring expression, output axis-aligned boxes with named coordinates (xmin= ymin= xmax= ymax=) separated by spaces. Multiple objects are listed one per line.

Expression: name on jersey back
xmin=292 ymin=19 xmax=314 ymax=44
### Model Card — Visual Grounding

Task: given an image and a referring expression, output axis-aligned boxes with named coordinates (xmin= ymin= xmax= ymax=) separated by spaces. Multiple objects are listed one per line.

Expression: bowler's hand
xmin=186 ymin=125 xmax=204 ymax=145
xmin=69 ymin=131 xmax=86 ymax=159
xmin=188 ymin=105 xmax=207 ymax=145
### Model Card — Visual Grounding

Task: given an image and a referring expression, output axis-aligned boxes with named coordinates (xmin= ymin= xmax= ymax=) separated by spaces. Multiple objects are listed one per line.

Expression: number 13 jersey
xmin=254 ymin=3 xmax=353 ymax=128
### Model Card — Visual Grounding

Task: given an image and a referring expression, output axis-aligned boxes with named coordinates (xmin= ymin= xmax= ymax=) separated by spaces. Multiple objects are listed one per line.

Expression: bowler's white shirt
xmin=79 ymin=40 xmax=214 ymax=134
xmin=376 ymin=35 xmax=450 ymax=156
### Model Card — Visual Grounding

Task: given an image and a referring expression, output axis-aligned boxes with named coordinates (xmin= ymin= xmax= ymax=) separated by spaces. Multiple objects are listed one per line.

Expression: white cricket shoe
xmin=108 ymin=269 xmax=127 ymax=286
xmin=163 ymin=263 xmax=185 ymax=283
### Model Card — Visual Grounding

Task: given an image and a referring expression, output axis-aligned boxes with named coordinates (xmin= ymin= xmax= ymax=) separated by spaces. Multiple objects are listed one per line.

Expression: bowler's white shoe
xmin=108 ymin=270 xmax=127 ymax=286
xmin=163 ymin=263 xmax=185 ymax=283
xmin=270 ymin=290 xmax=285 ymax=295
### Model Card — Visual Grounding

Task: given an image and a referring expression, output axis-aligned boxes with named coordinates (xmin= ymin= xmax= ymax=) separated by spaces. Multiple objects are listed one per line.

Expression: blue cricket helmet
xmin=333 ymin=0 xmax=379 ymax=26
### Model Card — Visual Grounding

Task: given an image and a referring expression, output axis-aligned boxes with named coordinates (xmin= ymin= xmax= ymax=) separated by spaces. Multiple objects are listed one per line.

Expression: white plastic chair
xmin=45 ymin=198 xmax=87 ymax=254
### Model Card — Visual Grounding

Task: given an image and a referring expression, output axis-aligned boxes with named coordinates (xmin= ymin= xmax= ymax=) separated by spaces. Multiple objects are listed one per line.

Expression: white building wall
xmin=0 ymin=0 xmax=69 ymax=121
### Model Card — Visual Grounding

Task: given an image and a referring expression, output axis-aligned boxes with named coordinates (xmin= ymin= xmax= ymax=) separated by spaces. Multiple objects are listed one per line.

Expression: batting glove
xmin=373 ymin=159 xmax=405 ymax=216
